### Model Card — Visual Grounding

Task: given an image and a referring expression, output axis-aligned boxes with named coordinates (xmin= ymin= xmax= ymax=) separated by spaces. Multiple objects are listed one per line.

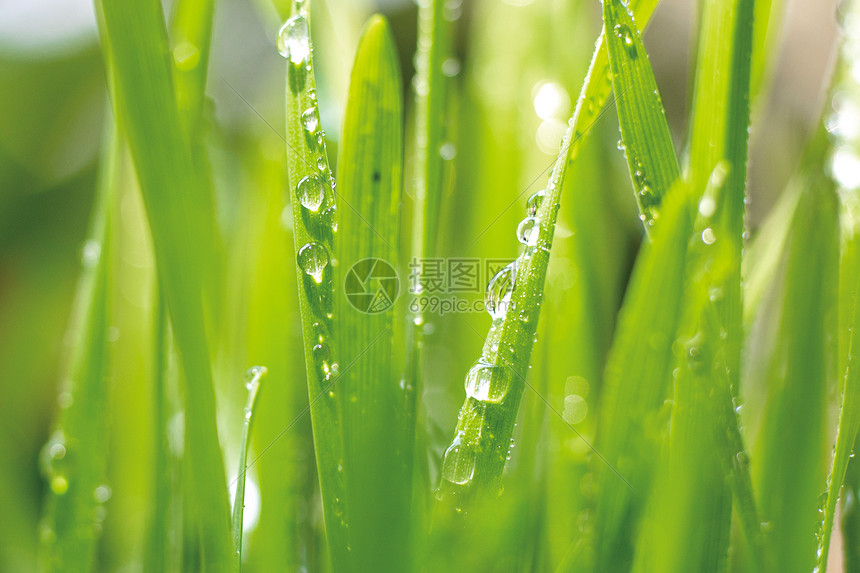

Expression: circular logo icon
xmin=344 ymin=258 xmax=399 ymax=314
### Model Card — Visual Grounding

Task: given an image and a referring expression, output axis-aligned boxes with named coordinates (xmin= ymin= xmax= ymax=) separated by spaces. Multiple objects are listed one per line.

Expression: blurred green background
xmin=0 ymin=0 xmax=840 ymax=570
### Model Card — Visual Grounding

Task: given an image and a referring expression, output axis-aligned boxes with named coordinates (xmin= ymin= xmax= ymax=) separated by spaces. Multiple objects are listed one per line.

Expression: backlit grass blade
xmin=687 ymin=0 xmax=755 ymax=386
xmin=633 ymin=180 xmax=738 ymax=572
xmin=280 ymin=2 xmax=348 ymax=569
xmin=170 ymin=0 xmax=214 ymax=124
xmin=436 ymin=0 xmax=662 ymax=510
xmin=96 ymin=0 xmax=233 ymax=567
xmin=39 ymin=118 xmax=116 ymax=571
xmin=844 ymin=457 xmax=860 ymax=570
xmin=412 ymin=0 xmax=451 ymax=260
xmin=753 ymin=181 xmax=839 ymax=572
xmin=603 ymin=0 xmax=679 ymax=233
xmin=232 ymin=366 xmax=265 ymax=571
xmin=589 ymin=180 xmax=693 ymax=571
xmin=333 ymin=15 xmax=410 ymax=571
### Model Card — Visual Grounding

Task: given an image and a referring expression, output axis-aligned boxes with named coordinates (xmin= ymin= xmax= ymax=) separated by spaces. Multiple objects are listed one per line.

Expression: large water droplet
xmin=464 ymin=361 xmax=508 ymax=403
xmin=277 ymin=13 xmax=310 ymax=66
xmin=441 ymin=433 xmax=476 ymax=485
xmin=296 ymin=174 xmax=326 ymax=212
xmin=485 ymin=261 xmax=517 ymax=319
xmin=302 ymin=108 xmax=319 ymax=134
xmin=526 ymin=190 xmax=545 ymax=217
xmin=517 ymin=217 xmax=539 ymax=246
xmin=298 ymin=242 xmax=329 ymax=283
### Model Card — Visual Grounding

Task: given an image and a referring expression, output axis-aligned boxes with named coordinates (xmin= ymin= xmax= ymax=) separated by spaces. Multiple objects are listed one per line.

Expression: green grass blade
xmin=565 ymin=0 xmax=660 ymax=164
xmin=753 ymin=180 xmax=839 ymax=572
xmin=333 ymin=15 xmax=409 ymax=570
xmin=844 ymin=457 xmax=860 ymax=571
xmin=436 ymin=0 xmax=662 ymax=511
xmin=633 ymin=179 xmax=738 ymax=572
xmin=39 ymin=119 xmax=116 ymax=572
xmin=412 ymin=0 xmax=451 ymax=260
xmin=589 ymin=180 xmax=693 ymax=570
xmin=280 ymin=3 xmax=348 ymax=569
xmin=232 ymin=366 xmax=265 ymax=571
xmin=170 ymin=0 xmax=214 ymax=123
xmin=687 ymin=0 xmax=755 ymax=387
xmin=96 ymin=0 xmax=233 ymax=568
xmin=603 ymin=0 xmax=679 ymax=233
xmin=144 ymin=293 xmax=167 ymax=571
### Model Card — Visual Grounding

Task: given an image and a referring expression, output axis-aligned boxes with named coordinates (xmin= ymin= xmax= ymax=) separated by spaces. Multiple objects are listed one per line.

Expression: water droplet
xmin=439 ymin=142 xmax=457 ymax=160
xmin=81 ymin=240 xmax=101 ymax=268
xmin=277 ymin=13 xmax=311 ymax=66
xmin=699 ymin=195 xmax=717 ymax=217
xmin=173 ymin=41 xmax=200 ymax=71
xmin=701 ymin=227 xmax=717 ymax=245
xmin=464 ymin=360 xmax=509 ymax=403
xmin=296 ymin=174 xmax=326 ymax=212
xmin=527 ymin=190 xmax=545 ymax=217
xmin=317 ymin=156 xmax=327 ymax=172
xmin=302 ymin=108 xmax=319 ymax=134
xmin=312 ymin=343 xmax=330 ymax=363
xmin=441 ymin=433 xmax=476 ymax=485
xmin=614 ymin=24 xmax=637 ymax=58
xmin=51 ymin=476 xmax=69 ymax=495
xmin=94 ymin=485 xmax=112 ymax=503
xmin=442 ymin=57 xmax=461 ymax=77
xmin=616 ymin=139 xmax=625 ymax=151
xmin=563 ymin=395 xmax=588 ymax=424
xmin=516 ymin=217 xmax=539 ymax=246
xmin=298 ymin=242 xmax=329 ymax=283
xmin=485 ymin=262 xmax=517 ymax=319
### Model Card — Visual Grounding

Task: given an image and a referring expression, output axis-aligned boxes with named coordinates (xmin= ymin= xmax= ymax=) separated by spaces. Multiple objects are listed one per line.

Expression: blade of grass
xmin=587 ymin=179 xmax=693 ymax=570
xmin=844 ymin=456 xmax=860 ymax=571
xmin=687 ymin=0 xmax=755 ymax=388
xmin=332 ymin=15 xmax=409 ymax=571
xmin=603 ymin=0 xmax=679 ymax=233
xmin=435 ymin=0 xmax=663 ymax=511
xmin=96 ymin=0 xmax=233 ymax=567
xmin=753 ymin=178 xmax=839 ymax=572
xmin=280 ymin=3 xmax=349 ymax=569
xmin=632 ymin=179 xmax=739 ymax=572
xmin=39 ymin=117 xmax=116 ymax=572
xmin=232 ymin=366 xmax=265 ymax=571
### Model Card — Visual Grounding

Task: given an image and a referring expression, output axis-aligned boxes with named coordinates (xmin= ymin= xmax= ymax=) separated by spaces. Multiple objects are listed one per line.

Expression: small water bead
xmin=94 ymin=484 xmax=112 ymax=504
xmin=485 ymin=261 xmax=517 ymax=320
xmin=51 ymin=476 xmax=69 ymax=495
xmin=613 ymin=24 xmax=637 ymax=58
xmin=439 ymin=142 xmax=457 ymax=161
xmin=173 ymin=41 xmax=200 ymax=71
xmin=464 ymin=361 xmax=509 ymax=403
xmin=441 ymin=57 xmax=461 ymax=77
xmin=298 ymin=242 xmax=330 ymax=283
xmin=563 ymin=395 xmax=588 ymax=424
xmin=441 ymin=433 xmax=477 ymax=485
xmin=701 ymin=227 xmax=717 ymax=245
xmin=317 ymin=156 xmax=327 ymax=173
xmin=302 ymin=108 xmax=319 ymax=134
xmin=312 ymin=343 xmax=330 ymax=363
xmin=81 ymin=239 xmax=101 ymax=268
xmin=526 ymin=190 xmax=545 ymax=217
xmin=277 ymin=13 xmax=311 ymax=66
xmin=296 ymin=174 xmax=326 ymax=212
xmin=516 ymin=217 xmax=539 ymax=246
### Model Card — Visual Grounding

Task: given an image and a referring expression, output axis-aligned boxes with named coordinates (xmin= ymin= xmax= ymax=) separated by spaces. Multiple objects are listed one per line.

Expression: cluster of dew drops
xmin=39 ymin=429 xmax=113 ymax=542
xmin=277 ymin=7 xmax=340 ymax=385
xmin=439 ymin=177 xmax=552 ymax=492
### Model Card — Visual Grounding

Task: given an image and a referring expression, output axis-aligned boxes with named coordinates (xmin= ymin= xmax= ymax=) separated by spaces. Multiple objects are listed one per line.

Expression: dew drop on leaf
xmin=298 ymin=242 xmax=329 ymax=283
xmin=296 ymin=174 xmax=326 ymax=212
xmin=277 ymin=13 xmax=310 ymax=66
